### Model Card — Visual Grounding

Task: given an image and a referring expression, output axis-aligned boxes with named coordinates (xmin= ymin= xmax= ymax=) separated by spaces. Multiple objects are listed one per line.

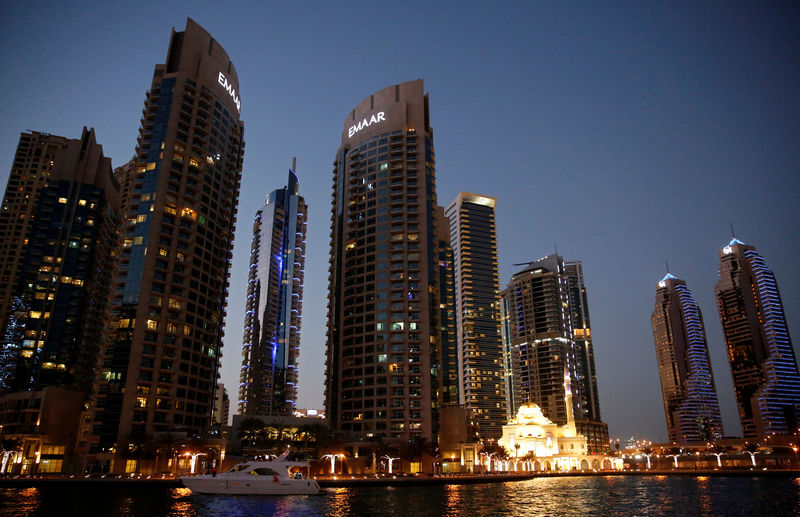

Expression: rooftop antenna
xmin=729 ymin=221 xmax=735 ymax=238
xmin=666 ymin=259 xmax=670 ymax=274
xmin=554 ymin=243 xmax=559 ymax=257
xmin=291 ymin=156 xmax=297 ymax=171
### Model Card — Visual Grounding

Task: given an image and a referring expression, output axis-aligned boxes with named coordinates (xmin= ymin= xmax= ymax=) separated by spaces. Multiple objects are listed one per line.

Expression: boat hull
xmin=181 ymin=476 xmax=320 ymax=495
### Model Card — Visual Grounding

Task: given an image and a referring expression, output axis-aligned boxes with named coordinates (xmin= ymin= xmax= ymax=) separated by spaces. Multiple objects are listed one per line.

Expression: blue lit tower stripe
xmin=716 ymin=238 xmax=800 ymax=438
xmin=652 ymin=274 xmax=725 ymax=442
xmin=745 ymin=249 xmax=800 ymax=435
xmin=238 ymin=170 xmax=307 ymax=415
xmin=672 ymin=282 xmax=725 ymax=441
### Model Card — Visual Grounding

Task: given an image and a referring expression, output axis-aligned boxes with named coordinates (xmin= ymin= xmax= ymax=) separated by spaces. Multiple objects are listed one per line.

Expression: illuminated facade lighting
xmin=651 ymin=273 xmax=724 ymax=443
xmin=239 ymin=169 xmax=307 ymax=415
xmin=715 ymin=238 xmax=800 ymax=438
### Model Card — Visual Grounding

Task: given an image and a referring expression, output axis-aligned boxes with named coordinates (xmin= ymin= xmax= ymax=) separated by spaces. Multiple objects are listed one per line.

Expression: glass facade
xmin=0 ymin=129 xmax=120 ymax=394
xmin=325 ymin=80 xmax=451 ymax=442
xmin=92 ymin=19 xmax=244 ymax=452
xmin=239 ymin=170 xmax=307 ymax=415
xmin=446 ymin=193 xmax=505 ymax=439
xmin=651 ymin=273 xmax=724 ymax=443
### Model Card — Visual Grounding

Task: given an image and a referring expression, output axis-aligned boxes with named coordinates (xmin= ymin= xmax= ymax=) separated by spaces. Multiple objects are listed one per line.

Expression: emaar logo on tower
xmin=217 ymin=72 xmax=241 ymax=114
xmin=348 ymin=112 xmax=386 ymax=138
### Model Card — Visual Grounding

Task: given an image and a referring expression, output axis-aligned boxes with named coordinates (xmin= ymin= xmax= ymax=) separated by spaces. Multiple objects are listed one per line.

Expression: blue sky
xmin=1 ymin=1 xmax=798 ymax=441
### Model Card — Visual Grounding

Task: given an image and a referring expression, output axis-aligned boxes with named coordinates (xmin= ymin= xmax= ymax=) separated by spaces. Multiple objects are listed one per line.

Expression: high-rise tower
xmin=239 ymin=168 xmax=307 ymax=416
xmin=446 ymin=192 xmax=505 ymax=439
xmin=93 ymin=19 xmax=244 ymax=453
xmin=0 ymin=129 xmax=120 ymax=393
xmin=651 ymin=273 xmax=724 ymax=443
xmin=564 ymin=261 xmax=601 ymax=422
xmin=715 ymin=238 xmax=800 ymax=439
xmin=325 ymin=80 xmax=449 ymax=442
xmin=501 ymin=254 xmax=578 ymax=425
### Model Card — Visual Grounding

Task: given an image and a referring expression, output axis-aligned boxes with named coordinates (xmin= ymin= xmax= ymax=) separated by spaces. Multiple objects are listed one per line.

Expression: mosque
xmin=495 ymin=370 xmax=623 ymax=472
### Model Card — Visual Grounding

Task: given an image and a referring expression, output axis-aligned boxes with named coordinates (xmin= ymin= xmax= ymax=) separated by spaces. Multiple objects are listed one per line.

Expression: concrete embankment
xmin=1 ymin=469 xmax=798 ymax=489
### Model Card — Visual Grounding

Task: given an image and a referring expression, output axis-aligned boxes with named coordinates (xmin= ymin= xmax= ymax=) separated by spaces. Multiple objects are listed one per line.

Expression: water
xmin=2 ymin=476 xmax=799 ymax=516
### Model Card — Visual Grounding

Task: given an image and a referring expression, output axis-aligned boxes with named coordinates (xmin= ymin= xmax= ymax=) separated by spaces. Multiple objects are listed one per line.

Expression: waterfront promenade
xmin=1 ymin=468 xmax=798 ymax=489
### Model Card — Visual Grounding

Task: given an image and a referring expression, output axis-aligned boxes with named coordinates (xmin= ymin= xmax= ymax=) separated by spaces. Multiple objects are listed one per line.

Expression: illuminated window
xmin=168 ymin=298 xmax=181 ymax=310
xmin=30 ymin=311 xmax=42 ymax=319
xmin=78 ymin=199 xmax=87 ymax=206
xmin=136 ymin=214 xmax=147 ymax=223
xmin=146 ymin=319 xmax=159 ymax=330
xmin=146 ymin=162 xmax=156 ymax=171
xmin=180 ymin=207 xmax=197 ymax=220
xmin=159 ymin=248 xmax=168 ymax=257
xmin=189 ymin=157 xmax=201 ymax=167
xmin=58 ymin=197 xmax=68 ymax=204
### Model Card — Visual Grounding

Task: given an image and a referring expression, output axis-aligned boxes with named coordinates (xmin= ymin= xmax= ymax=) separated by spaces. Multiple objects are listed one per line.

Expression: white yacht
xmin=180 ymin=453 xmax=320 ymax=495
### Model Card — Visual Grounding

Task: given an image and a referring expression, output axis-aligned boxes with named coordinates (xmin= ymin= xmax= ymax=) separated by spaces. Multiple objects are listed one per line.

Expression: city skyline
xmin=0 ymin=2 xmax=798 ymax=442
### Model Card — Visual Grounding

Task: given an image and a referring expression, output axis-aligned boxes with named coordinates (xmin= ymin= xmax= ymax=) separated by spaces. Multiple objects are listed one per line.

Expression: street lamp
xmin=321 ymin=453 xmax=341 ymax=475
xmin=382 ymin=455 xmax=399 ymax=474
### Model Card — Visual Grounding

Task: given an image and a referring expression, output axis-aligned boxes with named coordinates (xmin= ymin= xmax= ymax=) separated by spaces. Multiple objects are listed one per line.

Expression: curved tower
xmin=651 ymin=273 xmax=724 ymax=443
xmin=325 ymin=80 xmax=448 ymax=442
xmin=94 ymin=19 xmax=244 ymax=454
xmin=715 ymin=238 xmax=800 ymax=438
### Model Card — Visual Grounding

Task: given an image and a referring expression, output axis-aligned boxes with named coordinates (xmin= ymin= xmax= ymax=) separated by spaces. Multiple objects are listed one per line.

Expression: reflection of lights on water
xmin=327 ymin=487 xmax=353 ymax=517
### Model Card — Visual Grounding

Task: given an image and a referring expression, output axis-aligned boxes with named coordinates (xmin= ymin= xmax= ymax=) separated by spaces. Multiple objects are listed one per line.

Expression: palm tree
xmin=238 ymin=417 xmax=265 ymax=450
xmin=153 ymin=432 xmax=182 ymax=475
xmin=743 ymin=442 xmax=759 ymax=467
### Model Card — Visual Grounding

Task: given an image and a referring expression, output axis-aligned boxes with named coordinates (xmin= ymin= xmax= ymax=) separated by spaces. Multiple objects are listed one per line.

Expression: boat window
xmin=226 ymin=464 xmax=251 ymax=472
xmin=249 ymin=467 xmax=280 ymax=476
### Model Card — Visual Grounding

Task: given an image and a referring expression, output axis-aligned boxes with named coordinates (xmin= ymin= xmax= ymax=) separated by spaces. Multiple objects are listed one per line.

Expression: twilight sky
xmin=1 ymin=1 xmax=798 ymax=442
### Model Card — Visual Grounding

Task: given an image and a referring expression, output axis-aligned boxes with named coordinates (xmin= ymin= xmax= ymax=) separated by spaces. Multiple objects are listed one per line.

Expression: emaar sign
xmin=348 ymin=112 xmax=386 ymax=138
xmin=217 ymin=72 xmax=241 ymax=114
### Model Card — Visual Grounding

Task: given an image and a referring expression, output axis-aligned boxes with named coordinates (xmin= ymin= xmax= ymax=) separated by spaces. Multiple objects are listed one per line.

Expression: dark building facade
xmin=92 ymin=19 xmax=244 ymax=459
xmin=564 ymin=261 xmax=601 ymax=423
xmin=651 ymin=273 xmax=724 ymax=443
xmin=0 ymin=128 xmax=121 ymax=473
xmin=239 ymin=169 xmax=307 ymax=416
xmin=0 ymin=129 xmax=120 ymax=393
xmin=715 ymin=238 xmax=800 ymax=439
xmin=325 ymin=80 xmax=451 ymax=442
xmin=446 ymin=192 xmax=505 ymax=439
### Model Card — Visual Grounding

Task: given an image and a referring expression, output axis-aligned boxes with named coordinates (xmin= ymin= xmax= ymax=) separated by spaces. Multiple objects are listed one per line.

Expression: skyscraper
xmin=564 ymin=261 xmax=601 ymax=422
xmin=93 ymin=19 xmax=244 ymax=456
xmin=446 ymin=192 xmax=505 ymax=438
xmin=239 ymin=168 xmax=307 ymax=416
xmin=0 ymin=128 xmax=121 ymax=473
xmin=0 ymin=128 xmax=120 ymax=393
xmin=651 ymin=273 xmax=724 ymax=443
xmin=715 ymin=237 xmax=800 ymax=439
xmin=325 ymin=80 xmax=449 ymax=442
xmin=501 ymin=254 xmax=578 ymax=426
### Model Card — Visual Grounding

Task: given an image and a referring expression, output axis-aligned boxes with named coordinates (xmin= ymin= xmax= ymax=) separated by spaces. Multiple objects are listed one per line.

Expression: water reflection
xmin=327 ymin=487 xmax=353 ymax=517
xmin=444 ymin=484 xmax=463 ymax=516
xmin=2 ymin=476 xmax=800 ymax=516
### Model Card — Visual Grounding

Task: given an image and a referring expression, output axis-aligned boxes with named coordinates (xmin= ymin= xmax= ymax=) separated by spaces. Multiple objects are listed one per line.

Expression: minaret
xmin=563 ymin=366 xmax=577 ymax=436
